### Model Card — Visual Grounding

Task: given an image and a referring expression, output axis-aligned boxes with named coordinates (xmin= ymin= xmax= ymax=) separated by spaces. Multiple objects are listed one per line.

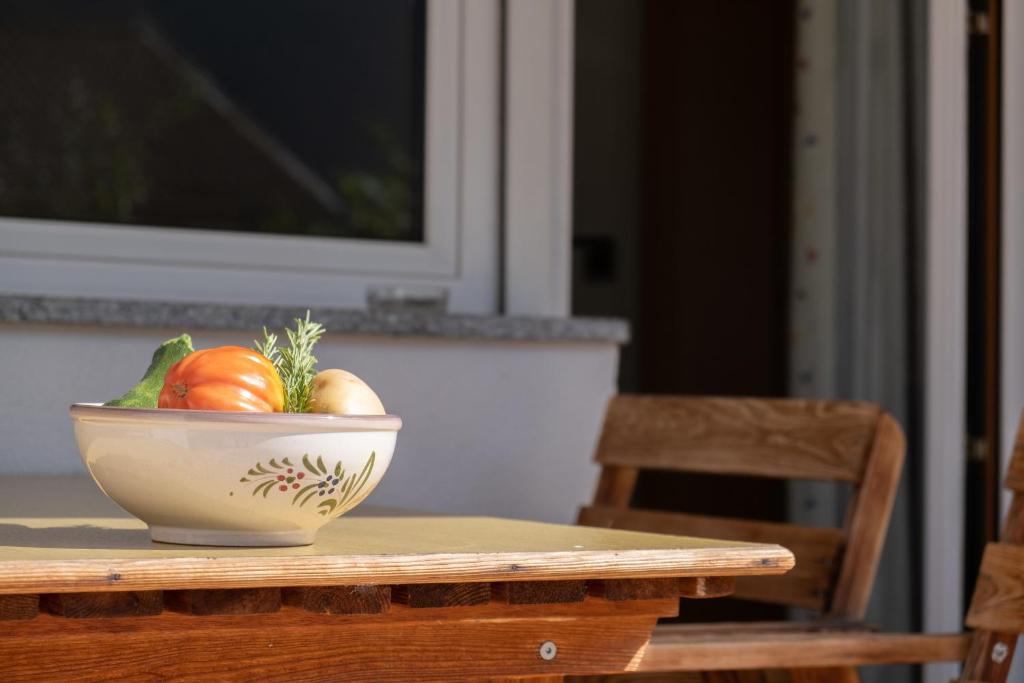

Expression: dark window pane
xmin=0 ymin=0 xmax=426 ymax=241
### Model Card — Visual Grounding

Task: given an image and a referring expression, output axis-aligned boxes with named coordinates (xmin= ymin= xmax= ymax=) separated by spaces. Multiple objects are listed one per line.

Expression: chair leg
xmin=788 ymin=668 xmax=860 ymax=683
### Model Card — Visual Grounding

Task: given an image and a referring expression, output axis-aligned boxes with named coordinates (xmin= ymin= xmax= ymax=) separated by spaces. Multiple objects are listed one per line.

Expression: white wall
xmin=0 ymin=324 xmax=618 ymax=524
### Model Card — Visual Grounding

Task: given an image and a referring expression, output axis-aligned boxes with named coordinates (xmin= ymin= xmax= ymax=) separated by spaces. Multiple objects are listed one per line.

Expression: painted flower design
xmin=239 ymin=452 xmax=376 ymax=517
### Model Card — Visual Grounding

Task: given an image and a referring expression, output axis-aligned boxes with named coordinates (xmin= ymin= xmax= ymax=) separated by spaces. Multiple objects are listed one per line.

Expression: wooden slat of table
xmin=0 ymin=598 xmax=680 ymax=682
xmin=282 ymin=585 xmax=391 ymax=614
xmin=42 ymin=591 xmax=163 ymax=618
xmin=580 ymin=504 xmax=842 ymax=610
xmin=0 ymin=479 xmax=793 ymax=595
xmin=0 ymin=594 xmax=38 ymax=619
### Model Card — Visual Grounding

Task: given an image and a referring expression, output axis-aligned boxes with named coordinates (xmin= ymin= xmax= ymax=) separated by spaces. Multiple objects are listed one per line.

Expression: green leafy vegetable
xmin=105 ymin=334 xmax=194 ymax=408
xmin=254 ymin=311 xmax=325 ymax=413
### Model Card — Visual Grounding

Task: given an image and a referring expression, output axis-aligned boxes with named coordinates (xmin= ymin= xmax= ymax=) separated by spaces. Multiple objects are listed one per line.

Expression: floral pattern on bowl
xmin=240 ymin=452 xmax=376 ymax=517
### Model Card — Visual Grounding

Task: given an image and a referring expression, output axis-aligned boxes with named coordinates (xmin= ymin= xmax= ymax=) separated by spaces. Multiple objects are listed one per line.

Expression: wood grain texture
xmin=653 ymin=620 xmax=874 ymax=636
xmin=636 ymin=631 xmax=969 ymax=671
xmin=582 ymin=396 xmax=908 ymax=681
xmin=42 ymin=591 xmax=162 ymax=618
xmin=0 ymin=594 xmax=38 ymax=620
xmin=961 ymin=630 xmax=1017 ymax=683
xmin=494 ymin=581 xmax=587 ymax=605
xmin=0 ymin=498 xmax=794 ymax=595
xmin=789 ymin=670 xmax=860 ymax=683
xmin=282 ymin=585 xmax=390 ymax=614
xmin=393 ymin=583 xmax=491 ymax=608
xmin=965 ymin=543 xmax=1024 ymax=631
xmin=592 ymin=465 xmax=639 ymax=508
xmin=165 ymin=588 xmax=281 ymax=615
xmin=1001 ymin=495 xmax=1024 ymax=544
xmin=679 ymin=577 xmax=734 ymax=599
xmin=592 ymin=578 xmax=681 ymax=601
xmin=828 ymin=412 xmax=905 ymax=618
xmin=704 ymin=674 xmax=774 ymax=683
xmin=1002 ymin=411 xmax=1024 ymax=491
xmin=580 ymin=505 xmax=843 ymax=611
xmin=568 ymin=673 xmax=786 ymax=682
xmin=593 ymin=396 xmax=881 ymax=482
xmin=962 ymin=414 xmax=1024 ymax=681
xmin=0 ymin=598 xmax=677 ymax=682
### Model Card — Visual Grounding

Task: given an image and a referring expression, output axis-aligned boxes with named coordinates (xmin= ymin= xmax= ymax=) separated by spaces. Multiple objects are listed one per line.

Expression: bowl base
xmin=150 ymin=526 xmax=316 ymax=547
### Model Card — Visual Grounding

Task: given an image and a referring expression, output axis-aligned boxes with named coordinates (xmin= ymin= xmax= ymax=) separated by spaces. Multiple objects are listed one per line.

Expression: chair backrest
xmin=960 ymin=413 xmax=1024 ymax=681
xmin=578 ymin=395 xmax=905 ymax=619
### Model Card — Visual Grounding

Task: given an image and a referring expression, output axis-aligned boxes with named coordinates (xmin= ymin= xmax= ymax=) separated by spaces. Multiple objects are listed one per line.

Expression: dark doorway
xmin=964 ymin=0 xmax=1003 ymax=603
xmin=573 ymin=0 xmax=795 ymax=621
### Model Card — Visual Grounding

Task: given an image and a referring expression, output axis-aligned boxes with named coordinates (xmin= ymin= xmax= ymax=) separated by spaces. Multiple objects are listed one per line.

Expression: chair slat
xmin=594 ymin=396 xmax=881 ymax=482
xmin=637 ymin=631 xmax=970 ymax=672
xmin=592 ymin=465 xmax=638 ymax=508
xmin=828 ymin=412 xmax=905 ymax=618
xmin=1003 ymin=414 xmax=1024 ymax=491
xmin=966 ymin=543 xmax=1024 ymax=632
xmin=579 ymin=505 xmax=844 ymax=611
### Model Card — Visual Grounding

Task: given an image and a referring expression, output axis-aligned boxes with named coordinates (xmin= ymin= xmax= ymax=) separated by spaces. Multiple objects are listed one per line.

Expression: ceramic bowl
xmin=69 ymin=403 xmax=401 ymax=547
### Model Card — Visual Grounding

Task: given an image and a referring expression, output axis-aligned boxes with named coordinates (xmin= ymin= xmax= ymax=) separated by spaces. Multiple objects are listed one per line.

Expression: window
xmin=0 ymin=0 xmax=574 ymax=316
xmin=1 ymin=0 xmax=426 ymax=242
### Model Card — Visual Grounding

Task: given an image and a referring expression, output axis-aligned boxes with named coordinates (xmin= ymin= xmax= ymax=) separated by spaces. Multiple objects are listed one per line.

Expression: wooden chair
xmin=627 ymin=408 xmax=1024 ymax=681
xmin=576 ymin=395 xmax=909 ymax=681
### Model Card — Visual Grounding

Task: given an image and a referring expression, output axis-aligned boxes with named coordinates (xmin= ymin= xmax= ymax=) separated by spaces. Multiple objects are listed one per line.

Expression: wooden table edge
xmin=0 ymin=545 xmax=793 ymax=594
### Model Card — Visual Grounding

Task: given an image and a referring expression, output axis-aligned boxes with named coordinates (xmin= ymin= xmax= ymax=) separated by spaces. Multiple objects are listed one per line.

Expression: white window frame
xmin=0 ymin=0 xmax=508 ymax=314
xmin=922 ymin=2 xmax=967 ymax=683
xmin=502 ymin=0 xmax=574 ymax=317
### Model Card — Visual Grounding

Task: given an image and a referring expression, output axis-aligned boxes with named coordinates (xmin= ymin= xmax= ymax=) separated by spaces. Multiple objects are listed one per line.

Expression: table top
xmin=0 ymin=476 xmax=793 ymax=594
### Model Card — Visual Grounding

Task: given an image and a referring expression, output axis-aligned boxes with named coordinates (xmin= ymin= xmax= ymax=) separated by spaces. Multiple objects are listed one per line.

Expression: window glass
xmin=0 ymin=0 xmax=426 ymax=241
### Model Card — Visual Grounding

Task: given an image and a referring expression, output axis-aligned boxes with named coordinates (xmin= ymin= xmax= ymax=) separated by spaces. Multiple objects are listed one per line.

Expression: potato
xmin=308 ymin=369 xmax=385 ymax=415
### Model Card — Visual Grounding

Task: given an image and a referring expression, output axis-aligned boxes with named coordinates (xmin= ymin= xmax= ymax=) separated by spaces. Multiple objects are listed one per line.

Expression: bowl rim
xmin=69 ymin=403 xmax=402 ymax=431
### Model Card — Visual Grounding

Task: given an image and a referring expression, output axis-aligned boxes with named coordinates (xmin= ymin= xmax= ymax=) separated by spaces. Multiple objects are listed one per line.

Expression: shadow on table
xmin=0 ymin=523 xmax=153 ymax=550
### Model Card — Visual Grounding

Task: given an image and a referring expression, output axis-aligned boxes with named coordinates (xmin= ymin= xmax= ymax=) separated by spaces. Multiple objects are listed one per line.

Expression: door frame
xmin=922 ymin=2 xmax=968 ymax=682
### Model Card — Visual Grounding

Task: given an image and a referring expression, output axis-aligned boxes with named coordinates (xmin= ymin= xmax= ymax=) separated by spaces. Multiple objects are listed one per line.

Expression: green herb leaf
xmin=252 ymin=312 xmax=325 ymax=413
xmin=253 ymin=327 xmax=282 ymax=371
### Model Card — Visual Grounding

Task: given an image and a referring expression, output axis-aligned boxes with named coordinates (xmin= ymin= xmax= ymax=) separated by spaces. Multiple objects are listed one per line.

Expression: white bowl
xmin=69 ymin=403 xmax=401 ymax=546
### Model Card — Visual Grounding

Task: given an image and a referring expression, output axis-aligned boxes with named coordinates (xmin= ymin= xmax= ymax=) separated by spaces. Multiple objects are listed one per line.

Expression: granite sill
xmin=0 ymin=295 xmax=630 ymax=345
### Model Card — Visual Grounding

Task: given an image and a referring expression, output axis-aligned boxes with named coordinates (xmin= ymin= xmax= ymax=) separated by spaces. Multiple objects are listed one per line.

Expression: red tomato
xmin=158 ymin=346 xmax=285 ymax=412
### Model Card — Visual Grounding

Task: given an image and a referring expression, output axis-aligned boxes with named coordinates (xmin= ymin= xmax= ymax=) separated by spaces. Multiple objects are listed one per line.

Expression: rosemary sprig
xmin=254 ymin=312 xmax=325 ymax=413
xmin=253 ymin=328 xmax=281 ymax=369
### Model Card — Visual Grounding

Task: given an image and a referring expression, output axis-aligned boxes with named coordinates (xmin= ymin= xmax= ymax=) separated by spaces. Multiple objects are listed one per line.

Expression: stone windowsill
xmin=0 ymin=295 xmax=630 ymax=345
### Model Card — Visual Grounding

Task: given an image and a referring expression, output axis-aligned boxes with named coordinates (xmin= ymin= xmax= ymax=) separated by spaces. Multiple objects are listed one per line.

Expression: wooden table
xmin=0 ymin=477 xmax=793 ymax=682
